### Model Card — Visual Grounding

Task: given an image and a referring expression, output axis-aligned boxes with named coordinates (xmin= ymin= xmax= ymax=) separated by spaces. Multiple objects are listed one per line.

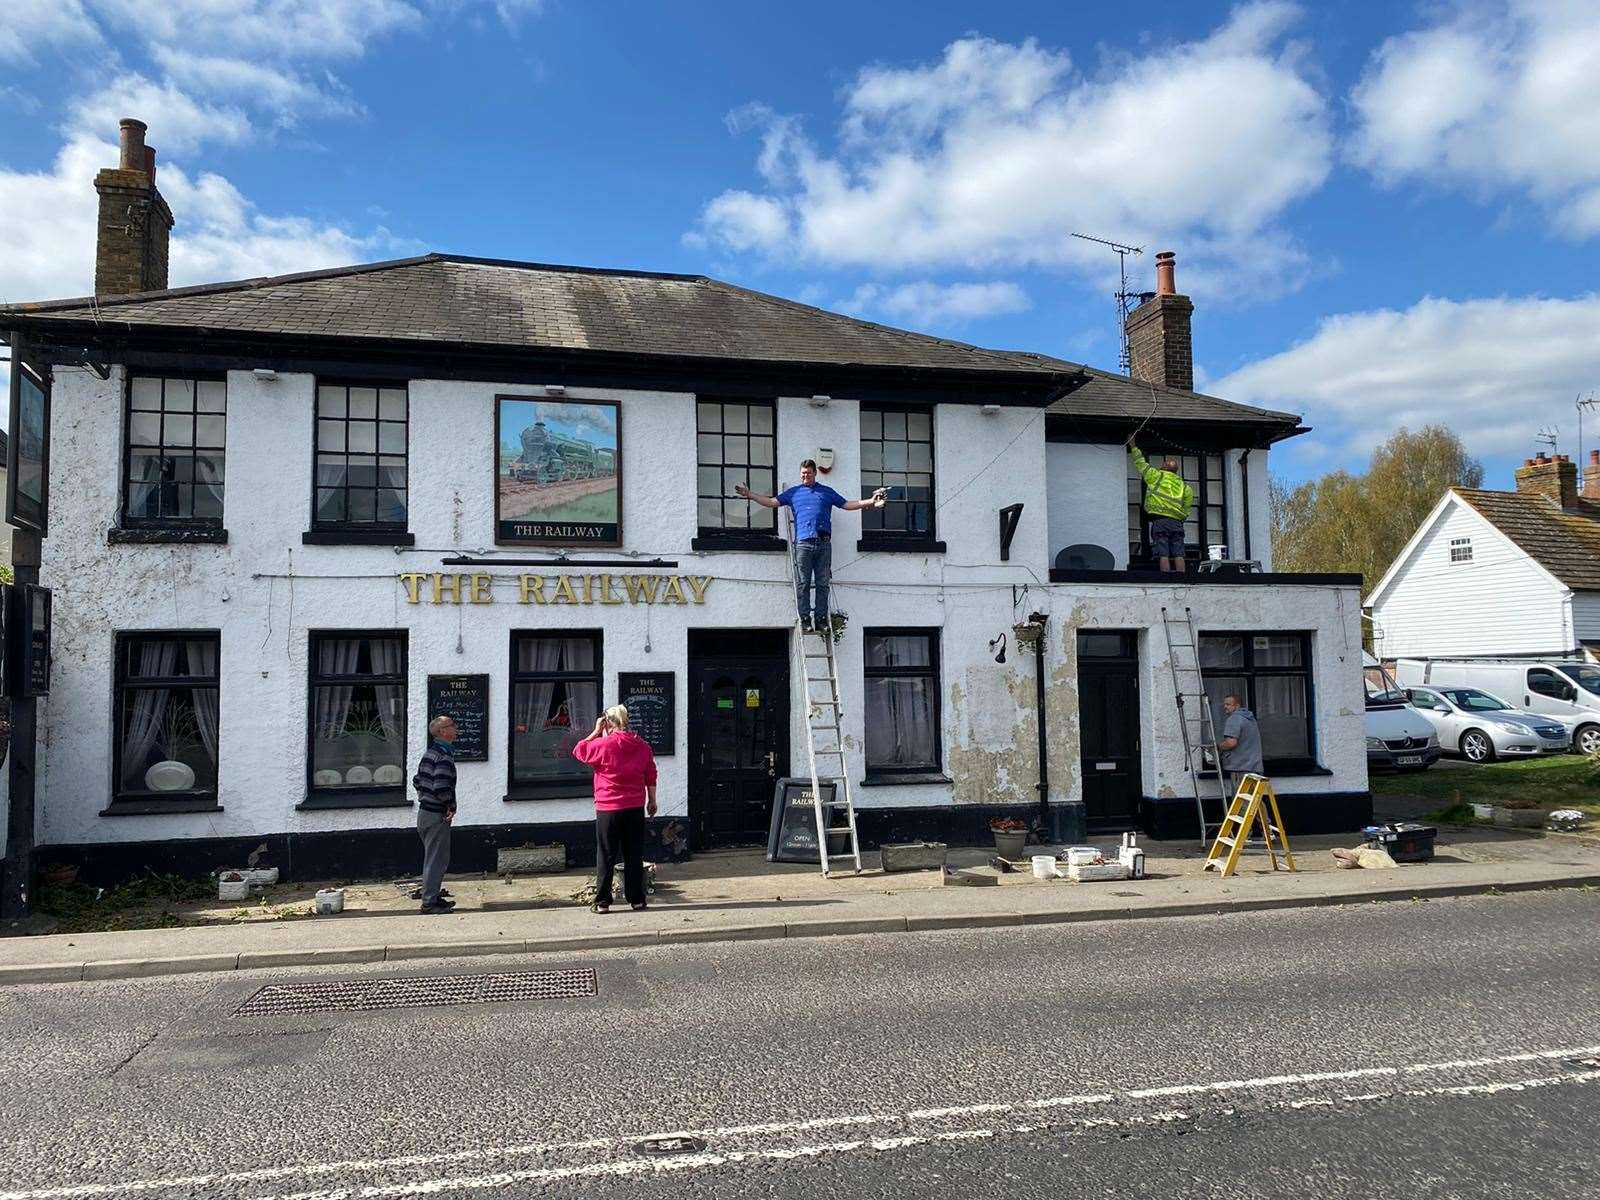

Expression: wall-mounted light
xmin=981 ymin=403 xmax=1001 ymax=414
xmin=988 ymin=632 xmax=1008 ymax=664
xmin=252 ymin=368 xmax=277 ymax=382
xmin=809 ymin=394 xmax=831 ymax=408
xmin=544 ymin=384 xmax=566 ymax=396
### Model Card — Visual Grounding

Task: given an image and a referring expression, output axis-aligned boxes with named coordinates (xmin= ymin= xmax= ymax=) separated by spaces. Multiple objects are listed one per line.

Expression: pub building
xmin=0 ymin=121 xmax=1369 ymax=885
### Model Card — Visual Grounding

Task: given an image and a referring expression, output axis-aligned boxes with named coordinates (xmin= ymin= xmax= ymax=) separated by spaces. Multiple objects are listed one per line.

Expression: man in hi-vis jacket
xmin=1128 ymin=441 xmax=1197 ymax=573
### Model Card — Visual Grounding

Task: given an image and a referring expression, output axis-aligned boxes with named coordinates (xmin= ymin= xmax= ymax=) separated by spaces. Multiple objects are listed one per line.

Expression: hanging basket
xmin=1012 ymin=621 xmax=1045 ymax=647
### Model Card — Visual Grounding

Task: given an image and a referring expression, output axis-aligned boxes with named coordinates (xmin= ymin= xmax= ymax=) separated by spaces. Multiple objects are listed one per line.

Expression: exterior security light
xmin=544 ymin=384 xmax=566 ymax=396
xmin=981 ymin=403 xmax=1001 ymax=414
xmin=252 ymin=368 xmax=277 ymax=381
xmin=809 ymin=395 xmax=831 ymax=407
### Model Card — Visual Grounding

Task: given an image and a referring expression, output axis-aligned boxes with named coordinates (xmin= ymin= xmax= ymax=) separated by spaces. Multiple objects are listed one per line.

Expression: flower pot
xmin=314 ymin=888 xmax=346 ymax=914
xmin=218 ymin=873 xmax=250 ymax=902
xmin=993 ymin=830 xmax=1027 ymax=860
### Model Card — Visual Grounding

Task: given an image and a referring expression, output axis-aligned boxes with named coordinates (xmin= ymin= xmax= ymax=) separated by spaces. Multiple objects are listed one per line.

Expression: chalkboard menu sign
xmin=7 ymin=584 xmax=47 ymax=699
xmin=767 ymin=777 xmax=840 ymax=864
xmin=618 ymin=671 xmax=675 ymax=755
xmin=426 ymin=673 xmax=489 ymax=762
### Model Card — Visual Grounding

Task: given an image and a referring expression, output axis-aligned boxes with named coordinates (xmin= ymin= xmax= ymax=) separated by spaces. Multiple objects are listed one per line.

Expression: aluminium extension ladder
xmin=1160 ymin=605 xmax=1230 ymax=849
xmin=785 ymin=510 xmax=862 ymax=875
xmin=1203 ymin=773 xmax=1297 ymax=879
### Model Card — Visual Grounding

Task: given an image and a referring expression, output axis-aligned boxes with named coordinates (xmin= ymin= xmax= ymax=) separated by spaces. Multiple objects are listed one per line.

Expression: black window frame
xmin=692 ymin=397 xmax=785 ymax=552
xmin=507 ymin=629 xmax=604 ymax=800
xmin=859 ymin=404 xmax=944 ymax=552
xmin=120 ymin=373 xmax=228 ymax=531
xmin=301 ymin=629 xmax=411 ymax=810
xmin=304 ymin=379 xmax=414 ymax=546
xmin=1449 ymin=536 xmax=1473 ymax=564
xmin=108 ymin=630 xmax=222 ymax=814
xmin=1198 ymin=630 xmax=1319 ymax=775
xmin=862 ymin=627 xmax=943 ymax=778
xmin=1127 ymin=448 xmax=1226 ymax=567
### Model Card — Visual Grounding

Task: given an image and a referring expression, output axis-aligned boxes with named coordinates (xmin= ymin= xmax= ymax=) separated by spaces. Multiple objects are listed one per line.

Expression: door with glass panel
xmin=689 ymin=655 xmax=789 ymax=848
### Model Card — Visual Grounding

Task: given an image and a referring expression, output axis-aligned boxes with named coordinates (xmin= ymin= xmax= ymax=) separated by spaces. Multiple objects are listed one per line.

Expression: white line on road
xmin=5 ymin=1044 xmax=1599 ymax=1200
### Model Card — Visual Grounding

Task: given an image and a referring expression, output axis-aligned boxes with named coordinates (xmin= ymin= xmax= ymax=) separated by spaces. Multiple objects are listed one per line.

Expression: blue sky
xmin=3 ymin=0 xmax=1598 ymax=488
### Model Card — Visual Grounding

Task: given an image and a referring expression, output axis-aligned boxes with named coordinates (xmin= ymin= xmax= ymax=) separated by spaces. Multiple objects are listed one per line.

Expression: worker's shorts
xmin=1149 ymin=516 xmax=1186 ymax=559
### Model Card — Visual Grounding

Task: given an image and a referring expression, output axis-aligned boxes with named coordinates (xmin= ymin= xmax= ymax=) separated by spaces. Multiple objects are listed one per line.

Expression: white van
xmin=1394 ymin=658 xmax=1600 ymax=754
xmin=1364 ymin=653 xmax=1440 ymax=771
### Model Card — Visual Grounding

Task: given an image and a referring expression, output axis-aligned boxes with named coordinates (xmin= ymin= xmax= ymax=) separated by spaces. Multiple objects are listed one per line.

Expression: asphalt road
xmin=1 ymin=889 xmax=1597 ymax=1199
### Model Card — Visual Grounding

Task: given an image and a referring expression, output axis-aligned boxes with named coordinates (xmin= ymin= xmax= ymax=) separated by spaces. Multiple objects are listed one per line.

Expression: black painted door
xmin=690 ymin=657 xmax=789 ymax=848
xmin=1078 ymin=632 xmax=1142 ymax=832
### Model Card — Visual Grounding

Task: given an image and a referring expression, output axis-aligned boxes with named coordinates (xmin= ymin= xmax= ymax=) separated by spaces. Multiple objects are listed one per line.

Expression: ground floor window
xmin=510 ymin=631 xmax=601 ymax=796
xmin=863 ymin=629 xmax=940 ymax=774
xmin=114 ymin=633 xmax=220 ymax=806
xmin=307 ymin=631 xmax=407 ymax=804
xmin=1199 ymin=632 xmax=1315 ymax=770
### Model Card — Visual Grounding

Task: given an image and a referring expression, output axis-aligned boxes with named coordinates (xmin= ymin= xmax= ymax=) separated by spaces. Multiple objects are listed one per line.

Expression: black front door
xmin=689 ymin=638 xmax=790 ymax=849
xmin=1078 ymin=631 xmax=1142 ymax=832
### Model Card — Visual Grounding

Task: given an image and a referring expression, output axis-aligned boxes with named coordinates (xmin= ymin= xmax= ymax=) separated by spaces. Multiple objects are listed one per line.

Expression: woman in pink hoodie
xmin=572 ymin=704 xmax=658 ymax=914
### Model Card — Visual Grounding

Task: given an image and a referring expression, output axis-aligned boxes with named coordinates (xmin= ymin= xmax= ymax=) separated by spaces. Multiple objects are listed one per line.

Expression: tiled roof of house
xmin=1023 ymin=356 xmax=1301 ymax=429
xmin=0 ymin=254 xmax=1060 ymax=378
xmin=1455 ymin=487 xmax=1600 ymax=590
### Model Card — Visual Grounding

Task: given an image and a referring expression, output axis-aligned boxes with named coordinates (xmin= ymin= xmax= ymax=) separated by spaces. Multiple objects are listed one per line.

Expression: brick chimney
xmin=1125 ymin=250 xmax=1194 ymax=392
xmin=1584 ymin=450 xmax=1600 ymax=501
xmin=1515 ymin=452 xmax=1580 ymax=510
xmin=93 ymin=118 xmax=173 ymax=296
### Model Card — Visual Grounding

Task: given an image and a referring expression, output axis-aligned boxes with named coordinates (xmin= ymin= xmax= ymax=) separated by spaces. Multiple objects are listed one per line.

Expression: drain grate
xmin=232 ymin=968 xmax=597 ymax=1016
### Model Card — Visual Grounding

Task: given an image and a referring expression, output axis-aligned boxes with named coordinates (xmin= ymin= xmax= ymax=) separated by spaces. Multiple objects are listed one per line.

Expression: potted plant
xmin=828 ymin=611 xmax=849 ymax=645
xmin=1012 ymin=620 xmax=1045 ymax=648
xmin=990 ymin=817 xmax=1027 ymax=860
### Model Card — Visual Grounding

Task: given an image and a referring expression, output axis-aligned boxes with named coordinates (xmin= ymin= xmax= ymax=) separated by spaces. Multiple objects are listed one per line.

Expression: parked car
xmin=1403 ymin=685 xmax=1570 ymax=762
xmin=1365 ymin=685 xmax=1441 ymax=771
xmin=1395 ymin=658 xmax=1600 ymax=754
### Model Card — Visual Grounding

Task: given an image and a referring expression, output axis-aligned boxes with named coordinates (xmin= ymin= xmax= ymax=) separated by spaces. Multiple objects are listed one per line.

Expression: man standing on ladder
xmin=1218 ymin=693 xmax=1264 ymax=794
xmin=737 ymin=461 xmax=887 ymax=631
xmin=1127 ymin=440 xmax=1196 ymax=572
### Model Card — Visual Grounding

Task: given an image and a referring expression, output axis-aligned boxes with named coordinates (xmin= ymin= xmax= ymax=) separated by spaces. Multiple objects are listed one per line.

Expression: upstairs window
xmin=315 ymin=383 xmax=409 ymax=531
xmin=696 ymin=399 xmax=777 ymax=541
xmin=124 ymin=376 xmax=226 ymax=525
xmin=1128 ymin=450 xmax=1225 ymax=564
xmin=1449 ymin=537 xmax=1472 ymax=564
xmin=861 ymin=406 xmax=935 ymax=541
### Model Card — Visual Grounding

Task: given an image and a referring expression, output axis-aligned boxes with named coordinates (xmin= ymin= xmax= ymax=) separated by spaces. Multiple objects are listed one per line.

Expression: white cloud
xmin=1349 ymin=0 xmax=1600 ymax=236
xmin=1213 ymin=294 xmax=1600 ymax=460
xmin=68 ymin=75 xmax=254 ymax=155
xmin=842 ymin=280 xmax=1030 ymax=326
xmin=0 ymin=0 xmax=101 ymax=64
xmin=691 ymin=3 xmax=1330 ymax=297
xmin=89 ymin=0 xmax=424 ymax=60
xmin=149 ymin=48 xmax=362 ymax=124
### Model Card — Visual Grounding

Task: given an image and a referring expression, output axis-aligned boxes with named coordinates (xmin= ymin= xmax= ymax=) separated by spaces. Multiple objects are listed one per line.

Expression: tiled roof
xmin=1031 ymin=357 xmax=1301 ymax=429
xmin=1455 ymin=487 xmax=1600 ymax=590
xmin=1 ymin=254 xmax=1062 ymax=378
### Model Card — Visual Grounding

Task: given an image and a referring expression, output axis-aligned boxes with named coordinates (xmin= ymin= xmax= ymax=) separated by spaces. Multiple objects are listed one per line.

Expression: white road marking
xmin=5 ymin=1044 xmax=1599 ymax=1200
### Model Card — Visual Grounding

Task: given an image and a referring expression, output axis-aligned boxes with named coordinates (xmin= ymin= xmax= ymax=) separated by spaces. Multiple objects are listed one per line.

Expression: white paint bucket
xmin=1031 ymin=855 xmax=1059 ymax=880
xmin=1207 ymin=544 xmax=1228 ymax=561
xmin=314 ymin=888 xmax=346 ymax=915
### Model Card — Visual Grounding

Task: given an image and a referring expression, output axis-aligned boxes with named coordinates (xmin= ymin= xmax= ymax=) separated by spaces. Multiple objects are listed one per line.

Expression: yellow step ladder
xmin=1203 ymin=774 xmax=1297 ymax=879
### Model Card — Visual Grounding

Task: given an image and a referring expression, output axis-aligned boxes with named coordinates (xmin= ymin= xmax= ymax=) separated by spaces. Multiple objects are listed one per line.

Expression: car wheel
xmin=1460 ymin=729 xmax=1495 ymax=763
xmin=1576 ymin=725 xmax=1600 ymax=756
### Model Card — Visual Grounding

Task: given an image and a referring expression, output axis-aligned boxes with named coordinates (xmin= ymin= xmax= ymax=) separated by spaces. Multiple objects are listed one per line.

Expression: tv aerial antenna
xmin=1576 ymin=394 xmax=1597 ymax=470
xmin=1072 ymin=233 xmax=1143 ymax=373
xmin=1536 ymin=426 xmax=1560 ymax=456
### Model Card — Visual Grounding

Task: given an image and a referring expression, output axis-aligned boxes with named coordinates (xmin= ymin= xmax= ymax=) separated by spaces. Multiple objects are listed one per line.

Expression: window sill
xmin=101 ymin=798 xmax=223 ymax=816
xmin=108 ymin=527 xmax=228 ymax=546
xmin=1262 ymin=761 xmax=1332 ymax=778
xmin=302 ymin=530 xmax=416 ymax=547
xmin=297 ymin=788 xmax=411 ymax=811
xmin=855 ymin=538 xmax=947 ymax=555
xmin=860 ymin=773 xmax=952 ymax=787
xmin=504 ymin=783 xmax=591 ymax=802
xmin=691 ymin=533 xmax=788 ymax=553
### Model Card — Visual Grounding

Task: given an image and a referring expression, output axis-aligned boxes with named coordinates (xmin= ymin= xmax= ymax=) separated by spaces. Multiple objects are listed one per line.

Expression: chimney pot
xmin=144 ymin=145 xmax=156 ymax=185
xmin=1589 ymin=450 xmax=1598 ymax=464
xmin=1155 ymin=251 xmax=1176 ymax=296
xmin=119 ymin=118 xmax=148 ymax=172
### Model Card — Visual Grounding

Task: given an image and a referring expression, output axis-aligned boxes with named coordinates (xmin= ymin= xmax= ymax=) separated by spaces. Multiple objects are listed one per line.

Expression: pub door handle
xmin=764 ymin=751 xmax=777 ymax=777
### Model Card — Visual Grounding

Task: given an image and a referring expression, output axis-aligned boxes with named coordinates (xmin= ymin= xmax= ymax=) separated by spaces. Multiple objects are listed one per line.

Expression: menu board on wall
xmin=618 ymin=671 xmax=674 ymax=755
xmin=425 ymin=674 xmax=489 ymax=762
xmin=766 ymin=777 xmax=839 ymax=864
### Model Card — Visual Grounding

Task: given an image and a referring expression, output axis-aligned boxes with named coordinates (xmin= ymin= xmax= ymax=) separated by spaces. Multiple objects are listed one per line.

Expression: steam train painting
xmin=495 ymin=397 xmax=622 ymax=546
xmin=510 ymin=421 xmax=617 ymax=484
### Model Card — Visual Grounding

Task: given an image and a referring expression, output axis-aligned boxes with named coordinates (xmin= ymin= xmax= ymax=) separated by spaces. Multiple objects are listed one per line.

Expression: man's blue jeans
xmin=795 ymin=539 xmax=832 ymax=627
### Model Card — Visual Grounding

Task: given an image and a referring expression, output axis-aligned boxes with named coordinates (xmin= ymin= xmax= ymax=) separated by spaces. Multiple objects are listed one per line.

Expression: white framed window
xmin=1449 ymin=537 xmax=1472 ymax=564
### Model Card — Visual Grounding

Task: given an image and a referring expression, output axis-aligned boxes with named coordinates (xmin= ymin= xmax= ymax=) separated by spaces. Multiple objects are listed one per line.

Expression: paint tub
xmin=1207 ymin=544 xmax=1228 ymax=561
xmin=1064 ymin=846 xmax=1102 ymax=866
xmin=314 ymin=888 xmax=346 ymax=915
xmin=1031 ymin=855 xmax=1059 ymax=880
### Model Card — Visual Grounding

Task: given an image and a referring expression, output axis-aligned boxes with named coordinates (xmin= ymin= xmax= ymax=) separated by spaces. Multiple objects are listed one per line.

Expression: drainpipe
xmin=1238 ymin=449 xmax=1253 ymax=561
xmin=1031 ymin=612 xmax=1051 ymax=837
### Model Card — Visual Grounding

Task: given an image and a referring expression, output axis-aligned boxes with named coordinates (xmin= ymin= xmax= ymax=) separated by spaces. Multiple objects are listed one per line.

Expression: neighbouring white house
xmin=1368 ymin=452 xmax=1600 ymax=661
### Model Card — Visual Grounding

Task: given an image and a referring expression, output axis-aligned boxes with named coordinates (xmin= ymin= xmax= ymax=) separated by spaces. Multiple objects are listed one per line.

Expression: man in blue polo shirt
xmin=737 ymin=460 xmax=887 ymax=631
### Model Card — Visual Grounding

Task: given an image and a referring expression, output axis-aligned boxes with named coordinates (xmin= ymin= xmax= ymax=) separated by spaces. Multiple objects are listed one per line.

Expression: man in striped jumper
xmin=413 ymin=715 xmax=458 ymax=913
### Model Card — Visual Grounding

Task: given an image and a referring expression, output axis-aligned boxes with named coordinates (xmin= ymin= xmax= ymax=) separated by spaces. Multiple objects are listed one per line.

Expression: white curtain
xmin=123 ymin=641 xmax=178 ymax=786
xmin=313 ymin=638 xmax=363 ymax=741
xmin=184 ymin=639 xmax=219 ymax=766
xmin=368 ymin=637 xmax=405 ymax=741
xmin=514 ymin=637 xmax=597 ymax=775
xmin=865 ymin=678 xmax=936 ymax=768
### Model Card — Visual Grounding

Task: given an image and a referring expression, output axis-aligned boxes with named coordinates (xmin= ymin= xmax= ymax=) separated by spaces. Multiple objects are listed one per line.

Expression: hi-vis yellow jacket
xmin=1130 ymin=447 xmax=1196 ymax=521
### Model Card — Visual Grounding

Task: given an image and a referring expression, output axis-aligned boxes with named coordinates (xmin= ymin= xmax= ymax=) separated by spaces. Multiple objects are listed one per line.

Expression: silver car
xmin=1405 ymin=686 xmax=1570 ymax=763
